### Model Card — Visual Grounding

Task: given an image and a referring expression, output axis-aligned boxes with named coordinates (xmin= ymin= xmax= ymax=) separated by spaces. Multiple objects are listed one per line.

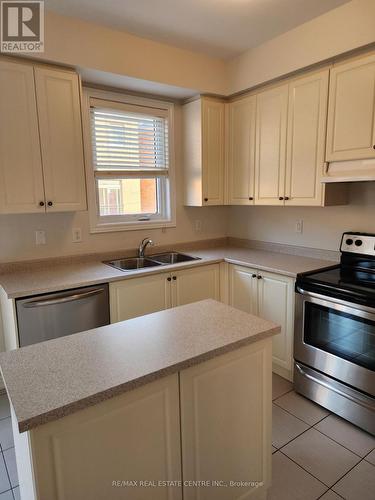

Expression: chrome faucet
xmin=138 ymin=238 xmax=154 ymax=258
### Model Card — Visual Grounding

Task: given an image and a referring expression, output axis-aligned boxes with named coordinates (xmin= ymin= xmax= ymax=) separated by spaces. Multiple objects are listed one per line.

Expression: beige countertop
xmin=0 ymin=244 xmax=336 ymax=299
xmin=0 ymin=299 xmax=280 ymax=432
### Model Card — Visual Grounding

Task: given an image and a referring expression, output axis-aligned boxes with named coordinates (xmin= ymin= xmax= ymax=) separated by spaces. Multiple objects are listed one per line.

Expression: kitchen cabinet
xmin=183 ymin=97 xmax=225 ymax=206
xmin=0 ymin=59 xmax=86 ymax=214
xmin=228 ymin=264 xmax=258 ymax=315
xmin=25 ymin=374 xmax=183 ymax=500
xmin=286 ymin=69 xmax=327 ymax=206
xmin=110 ymin=272 xmax=171 ymax=322
xmin=180 ymin=339 xmax=272 ymax=500
xmin=173 ymin=264 xmax=220 ymax=306
xmin=326 ymin=52 xmax=375 ymax=162
xmin=228 ymin=265 xmax=294 ymax=380
xmin=254 ymin=83 xmax=288 ymax=206
xmin=227 ymin=96 xmax=256 ymax=205
xmin=0 ymin=60 xmax=45 ymax=214
xmin=34 ymin=67 xmax=87 ymax=212
xmin=110 ymin=264 xmax=220 ymax=323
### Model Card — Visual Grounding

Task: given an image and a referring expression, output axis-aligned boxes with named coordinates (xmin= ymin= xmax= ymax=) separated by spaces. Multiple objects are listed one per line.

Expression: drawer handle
xmin=39 ymin=201 xmax=45 ymax=207
xmin=167 ymin=277 xmax=171 ymax=282
xmin=47 ymin=201 xmax=53 ymax=207
xmin=279 ymin=197 xmax=284 ymax=201
xmin=172 ymin=276 xmax=177 ymax=281
xmin=257 ymin=275 xmax=262 ymax=279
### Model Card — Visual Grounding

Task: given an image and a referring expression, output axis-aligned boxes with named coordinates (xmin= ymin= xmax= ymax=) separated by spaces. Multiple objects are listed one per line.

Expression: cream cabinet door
xmin=0 ymin=60 xmax=45 ymax=214
xmin=202 ymin=99 xmax=225 ymax=205
xmin=110 ymin=274 xmax=171 ymax=323
xmin=31 ymin=374 xmax=182 ymax=500
xmin=228 ymin=265 xmax=258 ymax=315
xmin=255 ymin=84 xmax=288 ymax=205
xmin=257 ymin=271 xmax=294 ymax=380
xmin=326 ymin=53 xmax=375 ymax=161
xmin=173 ymin=264 xmax=220 ymax=307
xmin=180 ymin=340 xmax=272 ymax=500
xmin=285 ymin=69 xmax=329 ymax=206
xmin=34 ymin=67 xmax=87 ymax=212
xmin=227 ymin=96 xmax=256 ymax=205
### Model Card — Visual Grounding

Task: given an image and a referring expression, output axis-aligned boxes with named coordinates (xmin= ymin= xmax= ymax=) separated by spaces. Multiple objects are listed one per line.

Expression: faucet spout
xmin=138 ymin=238 xmax=154 ymax=258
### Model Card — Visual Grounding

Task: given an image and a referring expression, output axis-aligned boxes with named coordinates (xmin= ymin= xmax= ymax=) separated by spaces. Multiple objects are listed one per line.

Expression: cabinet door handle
xmin=47 ymin=201 xmax=53 ymax=207
xmin=249 ymin=197 xmax=253 ymax=201
xmin=167 ymin=277 xmax=171 ymax=282
xmin=257 ymin=275 xmax=262 ymax=279
xmin=373 ymin=145 xmax=375 ymax=150
xmin=172 ymin=276 xmax=177 ymax=281
xmin=284 ymin=196 xmax=290 ymax=201
xmin=252 ymin=274 xmax=257 ymax=278
xmin=204 ymin=198 xmax=208 ymax=202
xmin=279 ymin=197 xmax=284 ymax=201
xmin=39 ymin=201 xmax=45 ymax=207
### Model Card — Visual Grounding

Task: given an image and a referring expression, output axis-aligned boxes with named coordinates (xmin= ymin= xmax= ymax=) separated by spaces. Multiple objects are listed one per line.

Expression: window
xmin=83 ymin=89 xmax=175 ymax=232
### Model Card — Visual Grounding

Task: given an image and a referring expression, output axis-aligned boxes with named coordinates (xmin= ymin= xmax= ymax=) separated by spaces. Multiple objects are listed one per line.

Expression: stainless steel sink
xmin=105 ymin=257 xmax=162 ymax=271
xmin=104 ymin=252 xmax=200 ymax=272
xmin=149 ymin=252 xmax=200 ymax=264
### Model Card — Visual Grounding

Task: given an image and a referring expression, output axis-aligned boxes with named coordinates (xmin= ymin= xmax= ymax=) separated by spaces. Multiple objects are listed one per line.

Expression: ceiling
xmin=47 ymin=0 xmax=350 ymax=59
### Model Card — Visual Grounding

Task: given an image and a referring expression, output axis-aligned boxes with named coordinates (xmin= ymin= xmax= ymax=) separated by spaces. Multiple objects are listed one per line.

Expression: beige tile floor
xmin=0 ymin=377 xmax=373 ymax=500
xmin=270 ymin=373 xmax=375 ymax=500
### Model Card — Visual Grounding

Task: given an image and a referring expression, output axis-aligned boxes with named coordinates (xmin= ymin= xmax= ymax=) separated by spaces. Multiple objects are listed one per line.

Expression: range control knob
xmin=345 ymin=238 xmax=353 ymax=245
xmin=355 ymin=239 xmax=363 ymax=247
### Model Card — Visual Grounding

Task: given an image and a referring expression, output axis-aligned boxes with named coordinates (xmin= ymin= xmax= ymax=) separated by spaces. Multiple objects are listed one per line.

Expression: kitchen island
xmin=0 ymin=299 xmax=279 ymax=500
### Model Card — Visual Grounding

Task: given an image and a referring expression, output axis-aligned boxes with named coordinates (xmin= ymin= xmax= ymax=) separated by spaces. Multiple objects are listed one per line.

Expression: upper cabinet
xmin=0 ymin=59 xmax=86 ymax=214
xmin=227 ymin=96 xmax=256 ymax=205
xmin=254 ymin=84 xmax=288 ymax=205
xmin=34 ymin=67 xmax=86 ymax=212
xmin=228 ymin=69 xmax=347 ymax=207
xmin=326 ymin=53 xmax=375 ymax=162
xmin=183 ymin=97 xmax=225 ymax=206
xmin=285 ymin=69 xmax=330 ymax=206
xmin=0 ymin=61 xmax=45 ymax=214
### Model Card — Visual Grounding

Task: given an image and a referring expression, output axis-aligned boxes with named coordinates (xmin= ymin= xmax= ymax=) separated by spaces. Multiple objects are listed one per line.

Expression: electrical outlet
xmin=295 ymin=220 xmax=303 ymax=234
xmin=195 ymin=220 xmax=202 ymax=232
xmin=72 ymin=227 xmax=82 ymax=242
xmin=35 ymin=230 xmax=46 ymax=245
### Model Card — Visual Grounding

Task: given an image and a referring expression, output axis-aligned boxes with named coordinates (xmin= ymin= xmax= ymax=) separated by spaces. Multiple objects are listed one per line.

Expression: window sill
xmin=89 ymin=219 xmax=177 ymax=234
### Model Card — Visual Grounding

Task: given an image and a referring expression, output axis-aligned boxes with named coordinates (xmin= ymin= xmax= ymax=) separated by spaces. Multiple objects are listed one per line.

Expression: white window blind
xmin=85 ymin=94 xmax=174 ymax=231
xmin=90 ymin=106 xmax=169 ymax=173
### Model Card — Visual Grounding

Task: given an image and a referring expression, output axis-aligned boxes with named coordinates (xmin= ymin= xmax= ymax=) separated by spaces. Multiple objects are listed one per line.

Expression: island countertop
xmin=0 ymin=299 xmax=279 ymax=433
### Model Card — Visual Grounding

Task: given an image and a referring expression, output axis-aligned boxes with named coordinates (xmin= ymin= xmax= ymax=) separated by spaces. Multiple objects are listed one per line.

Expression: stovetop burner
xmin=296 ymin=232 xmax=375 ymax=307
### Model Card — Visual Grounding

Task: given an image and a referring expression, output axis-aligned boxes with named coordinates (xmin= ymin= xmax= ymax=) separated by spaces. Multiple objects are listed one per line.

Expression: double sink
xmin=105 ymin=252 xmax=201 ymax=272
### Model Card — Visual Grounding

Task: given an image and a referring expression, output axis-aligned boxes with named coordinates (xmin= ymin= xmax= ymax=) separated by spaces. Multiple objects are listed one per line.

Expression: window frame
xmin=82 ymin=87 xmax=176 ymax=233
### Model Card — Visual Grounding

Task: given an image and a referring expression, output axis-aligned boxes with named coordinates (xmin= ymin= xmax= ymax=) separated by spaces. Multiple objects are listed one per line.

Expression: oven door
xmin=294 ymin=288 xmax=375 ymax=396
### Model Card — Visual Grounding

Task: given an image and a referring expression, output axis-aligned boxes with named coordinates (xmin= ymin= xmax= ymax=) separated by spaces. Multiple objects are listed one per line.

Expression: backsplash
xmin=227 ymin=183 xmax=375 ymax=252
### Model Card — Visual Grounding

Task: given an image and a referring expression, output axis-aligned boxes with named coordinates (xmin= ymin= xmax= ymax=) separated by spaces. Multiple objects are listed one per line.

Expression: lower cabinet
xmin=228 ymin=265 xmax=295 ymax=380
xmin=26 ymin=374 xmax=183 ymax=500
xmin=180 ymin=340 xmax=272 ymax=500
xmin=110 ymin=264 xmax=220 ymax=323
xmin=20 ymin=340 xmax=272 ymax=500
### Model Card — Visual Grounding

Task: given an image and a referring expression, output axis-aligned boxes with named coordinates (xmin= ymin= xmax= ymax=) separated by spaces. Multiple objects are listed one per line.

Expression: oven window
xmin=304 ymin=302 xmax=375 ymax=371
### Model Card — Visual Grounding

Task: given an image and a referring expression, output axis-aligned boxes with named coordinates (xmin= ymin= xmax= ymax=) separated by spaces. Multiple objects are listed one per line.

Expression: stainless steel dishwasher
xmin=16 ymin=284 xmax=110 ymax=347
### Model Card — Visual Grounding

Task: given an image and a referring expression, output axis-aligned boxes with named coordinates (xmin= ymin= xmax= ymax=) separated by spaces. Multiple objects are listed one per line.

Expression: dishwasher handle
xmin=22 ymin=288 xmax=106 ymax=308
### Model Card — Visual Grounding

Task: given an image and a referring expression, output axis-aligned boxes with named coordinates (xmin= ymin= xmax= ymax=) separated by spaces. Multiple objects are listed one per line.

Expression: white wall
xmin=0 ymin=106 xmax=228 ymax=263
xmin=228 ymin=0 xmax=375 ymax=94
xmin=31 ymin=10 xmax=228 ymax=96
xmin=227 ymin=183 xmax=375 ymax=251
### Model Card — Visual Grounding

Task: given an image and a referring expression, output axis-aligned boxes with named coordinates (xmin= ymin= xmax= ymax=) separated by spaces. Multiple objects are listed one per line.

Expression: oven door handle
xmin=295 ymin=363 xmax=375 ymax=411
xmin=296 ymin=286 xmax=375 ymax=318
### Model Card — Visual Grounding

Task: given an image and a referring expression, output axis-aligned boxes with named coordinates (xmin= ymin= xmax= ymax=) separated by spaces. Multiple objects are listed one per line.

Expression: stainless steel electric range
xmin=294 ymin=232 xmax=375 ymax=435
